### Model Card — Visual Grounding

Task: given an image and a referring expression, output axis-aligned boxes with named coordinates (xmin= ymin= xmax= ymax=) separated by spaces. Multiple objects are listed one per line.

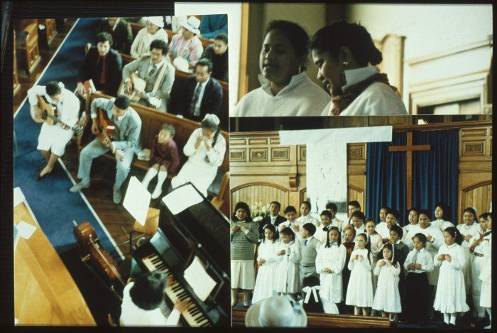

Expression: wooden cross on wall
xmin=388 ymin=131 xmax=431 ymax=209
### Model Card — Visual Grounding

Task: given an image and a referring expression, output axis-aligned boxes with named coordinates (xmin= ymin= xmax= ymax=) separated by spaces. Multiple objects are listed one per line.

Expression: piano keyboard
xmin=141 ymin=254 xmax=211 ymax=327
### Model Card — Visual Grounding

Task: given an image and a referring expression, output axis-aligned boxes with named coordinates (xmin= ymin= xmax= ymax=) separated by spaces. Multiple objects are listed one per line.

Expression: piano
xmin=132 ymin=182 xmax=230 ymax=327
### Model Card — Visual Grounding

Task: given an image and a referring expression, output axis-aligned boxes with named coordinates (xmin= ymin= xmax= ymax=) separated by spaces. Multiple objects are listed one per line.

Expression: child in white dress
xmin=479 ymin=213 xmax=492 ymax=329
xmin=457 ymin=207 xmax=481 ymax=297
xmin=252 ymin=224 xmax=280 ymax=304
xmin=274 ymin=227 xmax=302 ymax=297
xmin=433 ymin=227 xmax=469 ymax=326
xmin=345 ymin=233 xmax=374 ymax=316
xmin=365 ymin=219 xmax=383 ymax=291
xmin=315 ymin=226 xmax=346 ymax=314
xmin=372 ymin=243 xmax=402 ymax=321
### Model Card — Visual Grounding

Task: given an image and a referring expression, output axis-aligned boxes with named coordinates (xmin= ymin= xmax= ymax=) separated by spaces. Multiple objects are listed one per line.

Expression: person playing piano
xmin=120 ymin=272 xmax=192 ymax=326
xmin=170 ymin=113 xmax=226 ymax=197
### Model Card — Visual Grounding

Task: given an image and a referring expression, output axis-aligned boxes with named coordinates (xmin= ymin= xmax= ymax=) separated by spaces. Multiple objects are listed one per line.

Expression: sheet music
xmin=16 ymin=221 xmax=36 ymax=240
xmin=162 ymin=183 xmax=203 ymax=215
xmin=123 ymin=176 xmax=151 ymax=226
xmin=183 ymin=256 xmax=217 ymax=302
xmin=13 ymin=187 xmax=25 ymax=207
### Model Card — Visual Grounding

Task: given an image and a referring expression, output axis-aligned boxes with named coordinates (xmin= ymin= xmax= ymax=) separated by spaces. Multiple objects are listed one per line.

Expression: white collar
xmin=261 ymin=72 xmax=308 ymax=97
xmin=447 ymin=243 xmax=457 ymax=248
xmin=150 ymin=58 xmax=165 ymax=68
xmin=342 ymin=66 xmax=379 ymax=91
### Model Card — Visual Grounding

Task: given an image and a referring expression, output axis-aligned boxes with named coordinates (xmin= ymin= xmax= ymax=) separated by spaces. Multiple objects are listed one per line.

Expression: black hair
xmin=325 ymin=202 xmax=337 ymax=212
xmin=200 ymin=115 xmax=221 ymax=147
xmin=129 ymin=272 xmax=166 ymax=310
xmin=45 ymin=81 xmax=61 ymax=97
xmin=284 ymin=205 xmax=297 ymax=214
xmin=434 ymin=202 xmax=450 ymax=220
xmin=214 ymin=33 xmax=228 ymax=44
xmin=262 ymin=223 xmax=277 ymax=243
xmin=320 ymin=210 xmax=332 ymax=219
xmin=160 ymin=123 xmax=175 ymax=137
xmin=270 ymin=201 xmax=281 ymax=209
xmin=309 ymin=20 xmax=382 ymax=66
xmin=149 ymin=39 xmax=168 ymax=55
xmin=351 ymin=210 xmax=365 ymax=221
xmin=407 ymin=207 xmax=418 ymax=215
xmin=389 ymin=224 xmax=403 ymax=239
xmin=365 ymin=217 xmax=375 ymax=224
xmin=325 ymin=226 xmax=341 ymax=248
xmin=265 ymin=20 xmax=310 ymax=69
xmin=232 ymin=201 xmax=252 ymax=222
xmin=479 ymin=212 xmax=491 ymax=220
xmin=302 ymin=223 xmax=316 ymax=236
xmin=418 ymin=209 xmax=432 ymax=220
xmin=386 ymin=208 xmax=399 ymax=220
xmin=114 ymin=95 xmax=130 ymax=109
xmin=301 ymin=201 xmax=311 ymax=210
xmin=280 ymin=227 xmax=295 ymax=241
xmin=378 ymin=243 xmax=400 ymax=267
xmin=412 ymin=233 xmax=427 ymax=246
xmin=356 ymin=233 xmax=372 ymax=265
xmin=348 ymin=200 xmax=361 ymax=210
xmin=463 ymin=207 xmax=478 ymax=223
xmin=96 ymin=31 xmax=113 ymax=46
xmin=444 ymin=226 xmax=463 ymax=245
xmin=195 ymin=58 xmax=213 ymax=73
xmin=343 ymin=225 xmax=356 ymax=240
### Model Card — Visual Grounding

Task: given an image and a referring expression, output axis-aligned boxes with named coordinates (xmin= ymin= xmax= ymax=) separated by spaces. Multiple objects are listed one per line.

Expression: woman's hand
xmin=437 ymin=254 xmax=445 ymax=261
xmin=445 ymin=254 xmax=452 ymax=262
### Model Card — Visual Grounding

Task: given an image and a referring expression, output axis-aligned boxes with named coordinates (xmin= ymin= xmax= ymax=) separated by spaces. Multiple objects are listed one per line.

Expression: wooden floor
xmin=14 ymin=18 xmax=139 ymax=263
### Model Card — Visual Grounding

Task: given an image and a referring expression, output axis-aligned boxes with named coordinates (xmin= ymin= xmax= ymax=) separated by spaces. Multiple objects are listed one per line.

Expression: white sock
xmin=152 ymin=170 xmax=167 ymax=199
xmin=487 ymin=308 xmax=492 ymax=322
xmin=449 ymin=313 xmax=456 ymax=325
xmin=443 ymin=313 xmax=450 ymax=324
xmin=142 ymin=167 xmax=158 ymax=189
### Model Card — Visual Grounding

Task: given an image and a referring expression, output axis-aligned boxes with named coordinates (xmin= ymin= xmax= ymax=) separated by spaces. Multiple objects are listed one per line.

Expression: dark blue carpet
xmin=14 ymin=18 xmax=123 ymax=325
xmin=14 ymin=18 xmax=119 ymax=257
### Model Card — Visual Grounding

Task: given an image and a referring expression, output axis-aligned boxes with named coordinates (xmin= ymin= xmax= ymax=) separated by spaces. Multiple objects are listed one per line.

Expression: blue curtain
xmin=412 ymin=129 xmax=459 ymax=224
xmin=366 ymin=132 xmax=407 ymax=225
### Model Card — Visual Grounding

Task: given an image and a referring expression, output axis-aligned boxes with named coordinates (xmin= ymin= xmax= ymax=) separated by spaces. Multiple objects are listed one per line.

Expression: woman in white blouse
xmin=171 ymin=114 xmax=226 ymax=197
xmin=234 ymin=20 xmax=329 ymax=117
xmin=130 ymin=16 xmax=169 ymax=59
xmin=309 ymin=21 xmax=407 ymax=116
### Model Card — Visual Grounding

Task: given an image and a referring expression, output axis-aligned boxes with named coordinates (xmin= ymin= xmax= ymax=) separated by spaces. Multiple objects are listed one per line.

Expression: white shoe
xmin=151 ymin=186 xmax=162 ymax=199
xmin=484 ymin=324 xmax=491 ymax=329
xmin=70 ymin=181 xmax=90 ymax=192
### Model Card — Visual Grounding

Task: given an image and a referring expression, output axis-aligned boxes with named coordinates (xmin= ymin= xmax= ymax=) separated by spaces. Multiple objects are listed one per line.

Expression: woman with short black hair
xmin=310 ymin=21 xmax=407 ymax=116
xmin=234 ymin=20 xmax=329 ymax=117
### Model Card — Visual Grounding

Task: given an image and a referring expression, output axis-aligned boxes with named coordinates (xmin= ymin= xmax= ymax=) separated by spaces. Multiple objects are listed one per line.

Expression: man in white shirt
xmin=296 ymin=201 xmax=320 ymax=227
xmin=314 ymin=210 xmax=334 ymax=244
xmin=279 ymin=206 xmax=302 ymax=239
xmin=27 ymin=81 xmax=80 ymax=180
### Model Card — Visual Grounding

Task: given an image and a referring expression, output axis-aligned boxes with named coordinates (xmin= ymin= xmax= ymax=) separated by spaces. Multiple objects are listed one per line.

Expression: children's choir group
xmin=230 ymin=200 xmax=492 ymax=328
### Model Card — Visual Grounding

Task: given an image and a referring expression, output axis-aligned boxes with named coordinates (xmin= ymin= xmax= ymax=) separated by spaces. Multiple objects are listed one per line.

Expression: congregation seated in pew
xmin=96 ymin=17 xmax=133 ymax=55
xmin=169 ymin=16 xmax=204 ymax=72
xmin=201 ymin=33 xmax=229 ymax=82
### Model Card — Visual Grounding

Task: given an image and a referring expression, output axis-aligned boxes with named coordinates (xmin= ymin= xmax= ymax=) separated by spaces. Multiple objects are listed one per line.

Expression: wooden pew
xmin=86 ymin=92 xmax=229 ymax=215
xmin=15 ymin=20 xmax=41 ymax=76
xmin=37 ymin=19 xmax=57 ymax=49
xmin=231 ymin=309 xmax=392 ymax=328
xmin=120 ymin=52 xmax=229 ymax=129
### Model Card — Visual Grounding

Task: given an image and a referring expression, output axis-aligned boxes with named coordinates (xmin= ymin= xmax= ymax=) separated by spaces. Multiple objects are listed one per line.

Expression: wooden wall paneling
xmin=13 ymin=30 xmax=21 ymax=97
xmin=231 ymin=182 xmax=289 ymax=214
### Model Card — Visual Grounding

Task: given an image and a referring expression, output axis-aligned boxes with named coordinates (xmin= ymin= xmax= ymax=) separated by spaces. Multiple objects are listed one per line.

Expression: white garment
xmin=252 ymin=241 xmax=280 ymax=303
xmin=345 ymin=248 xmax=374 ymax=307
xmin=320 ymin=66 xmax=407 ymax=116
xmin=119 ymin=282 xmax=180 ymax=326
xmin=471 ymin=235 xmax=486 ymax=317
xmin=130 ymin=27 xmax=169 ymax=58
xmin=171 ymin=128 xmax=226 ymax=197
xmin=314 ymin=225 xmax=332 ymax=245
xmin=402 ymin=223 xmax=418 ymax=244
xmin=331 ymin=217 xmax=344 ymax=232
xmin=479 ymin=233 xmax=491 ymax=308
xmin=231 ymin=260 xmax=255 ymax=290
xmin=368 ymin=233 xmax=384 ymax=260
xmin=433 ymin=243 xmax=470 ymax=313
xmin=457 ymin=222 xmax=481 ymax=294
xmin=278 ymin=219 xmax=303 ymax=239
xmin=404 ymin=248 xmax=434 ymax=274
xmin=375 ymin=222 xmax=390 ymax=240
xmin=296 ymin=214 xmax=320 ymax=228
xmin=405 ymin=224 xmax=444 ymax=285
xmin=273 ymin=240 xmax=301 ymax=294
xmin=354 ymin=224 xmax=365 ymax=236
xmin=27 ymin=85 xmax=80 ymax=156
xmin=432 ymin=219 xmax=453 ymax=233
xmin=372 ymin=260 xmax=402 ymax=313
xmin=234 ymin=72 xmax=329 ymax=117
xmin=315 ymin=243 xmax=346 ymax=303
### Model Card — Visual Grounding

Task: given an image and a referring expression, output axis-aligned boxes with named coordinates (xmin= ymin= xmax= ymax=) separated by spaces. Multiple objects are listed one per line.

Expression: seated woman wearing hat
xmin=233 ymin=20 xmax=329 ymax=117
xmin=130 ymin=16 xmax=169 ymax=59
xmin=119 ymin=272 xmax=191 ymax=326
xmin=310 ymin=21 xmax=407 ymax=116
xmin=169 ymin=16 xmax=204 ymax=72
xmin=170 ymin=114 xmax=225 ymax=197
xmin=245 ymin=295 xmax=308 ymax=327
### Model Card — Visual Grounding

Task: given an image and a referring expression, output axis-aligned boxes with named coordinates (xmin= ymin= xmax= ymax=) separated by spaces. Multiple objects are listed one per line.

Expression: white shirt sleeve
xmin=27 ymin=85 xmax=47 ymax=106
